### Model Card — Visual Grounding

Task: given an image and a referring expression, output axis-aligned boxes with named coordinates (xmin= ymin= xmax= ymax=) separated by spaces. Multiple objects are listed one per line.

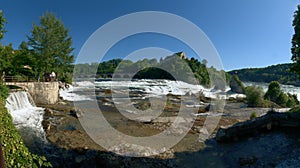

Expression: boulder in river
xmin=70 ymin=108 xmax=84 ymax=118
xmin=44 ymin=108 xmax=54 ymax=116
xmin=229 ymin=75 xmax=245 ymax=94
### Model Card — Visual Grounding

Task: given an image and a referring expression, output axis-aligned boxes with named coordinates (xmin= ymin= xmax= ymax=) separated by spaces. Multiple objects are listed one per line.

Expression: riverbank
xmin=37 ymin=95 xmax=300 ymax=167
xmin=20 ymin=79 xmax=300 ymax=167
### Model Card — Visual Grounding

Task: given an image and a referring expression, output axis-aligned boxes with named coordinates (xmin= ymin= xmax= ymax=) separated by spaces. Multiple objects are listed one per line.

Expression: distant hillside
xmin=228 ymin=63 xmax=300 ymax=86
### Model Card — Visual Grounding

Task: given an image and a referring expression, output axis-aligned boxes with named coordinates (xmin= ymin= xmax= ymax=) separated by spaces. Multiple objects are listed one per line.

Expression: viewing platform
xmin=4 ymin=76 xmax=59 ymax=105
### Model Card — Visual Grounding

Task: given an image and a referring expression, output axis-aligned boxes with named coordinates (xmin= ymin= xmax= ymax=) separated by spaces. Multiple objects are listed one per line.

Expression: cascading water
xmin=5 ymin=91 xmax=47 ymax=150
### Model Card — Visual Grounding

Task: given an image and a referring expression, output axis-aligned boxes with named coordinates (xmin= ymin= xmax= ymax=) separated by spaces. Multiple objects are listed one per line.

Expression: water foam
xmin=5 ymin=91 xmax=46 ymax=141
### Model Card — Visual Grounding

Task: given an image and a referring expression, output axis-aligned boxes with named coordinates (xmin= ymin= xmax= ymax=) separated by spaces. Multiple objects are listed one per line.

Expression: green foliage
xmin=264 ymin=81 xmax=299 ymax=108
xmin=0 ymin=84 xmax=9 ymax=101
xmin=291 ymin=5 xmax=300 ymax=79
xmin=0 ymin=102 xmax=52 ymax=167
xmin=245 ymin=86 xmax=265 ymax=107
xmin=0 ymin=44 xmax=14 ymax=74
xmin=287 ymin=93 xmax=299 ymax=107
xmin=0 ymin=11 xmax=74 ymax=82
xmin=28 ymin=12 xmax=74 ymax=81
xmin=289 ymin=105 xmax=300 ymax=113
xmin=230 ymin=75 xmax=245 ymax=93
xmin=228 ymin=63 xmax=300 ymax=86
xmin=0 ymin=10 xmax=7 ymax=40
xmin=250 ymin=112 xmax=257 ymax=120
xmin=264 ymin=81 xmax=281 ymax=102
xmin=76 ymin=53 xmax=228 ymax=88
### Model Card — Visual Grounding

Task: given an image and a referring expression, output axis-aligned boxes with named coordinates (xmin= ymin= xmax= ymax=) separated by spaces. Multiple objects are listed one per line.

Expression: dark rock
xmin=230 ymin=75 xmax=244 ymax=94
xmin=44 ymin=108 xmax=54 ymax=116
xmin=205 ymin=104 xmax=211 ymax=111
xmin=42 ymin=120 xmax=51 ymax=132
xmin=216 ymin=111 xmax=300 ymax=143
xmin=70 ymin=108 xmax=84 ymax=118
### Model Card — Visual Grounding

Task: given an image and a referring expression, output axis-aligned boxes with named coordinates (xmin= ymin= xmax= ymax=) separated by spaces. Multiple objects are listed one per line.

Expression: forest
xmin=228 ymin=63 xmax=300 ymax=86
xmin=74 ymin=53 xmax=229 ymax=88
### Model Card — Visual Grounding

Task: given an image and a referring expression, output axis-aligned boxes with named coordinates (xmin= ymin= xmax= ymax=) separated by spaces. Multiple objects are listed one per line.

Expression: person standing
xmin=50 ymin=71 xmax=56 ymax=81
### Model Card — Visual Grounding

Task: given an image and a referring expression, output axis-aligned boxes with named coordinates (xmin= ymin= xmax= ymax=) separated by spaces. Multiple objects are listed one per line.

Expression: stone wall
xmin=7 ymin=82 xmax=59 ymax=104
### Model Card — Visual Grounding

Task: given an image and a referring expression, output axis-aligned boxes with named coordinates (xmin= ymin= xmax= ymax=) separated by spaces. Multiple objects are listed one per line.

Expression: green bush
xmin=245 ymin=86 xmax=265 ymax=107
xmin=277 ymin=92 xmax=288 ymax=107
xmin=0 ymin=84 xmax=9 ymax=101
xmin=286 ymin=93 xmax=299 ymax=108
xmin=250 ymin=112 xmax=257 ymax=120
xmin=264 ymin=81 xmax=299 ymax=108
xmin=0 ymin=101 xmax=52 ymax=167
xmin=264 ymin=81 xmax=281 ymax=102
xmin=289 ymin=105 xmax=300 ymax=113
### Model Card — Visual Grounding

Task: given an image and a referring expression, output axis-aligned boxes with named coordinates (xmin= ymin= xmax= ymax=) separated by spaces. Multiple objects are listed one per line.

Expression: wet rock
xmin=44 ymin=108 xmax=54 ymax=116
xmin=70 ymin=108 xmax=84 ymax=118
xmin=42 ymin=120 xmax=51 ymax=132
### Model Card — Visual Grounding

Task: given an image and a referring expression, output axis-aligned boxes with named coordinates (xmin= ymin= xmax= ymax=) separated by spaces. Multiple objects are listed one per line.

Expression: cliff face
xmin=230 ymin=76 xmax=245 ymax=94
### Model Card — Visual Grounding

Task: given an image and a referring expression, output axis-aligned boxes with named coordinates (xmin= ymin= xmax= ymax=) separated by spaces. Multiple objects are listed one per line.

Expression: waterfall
xmin=5 ymin=91 xmax=47 ymax=144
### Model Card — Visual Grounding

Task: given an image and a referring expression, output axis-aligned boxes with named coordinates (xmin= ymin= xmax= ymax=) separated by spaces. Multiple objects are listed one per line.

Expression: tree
xmin=27 ymin=12 xmax=74 ymax=81
xmin=0 ymin=10 xmax=7 ymax=40
xmin=0 ymin=10 xmax=7 ymax=75
xmin=0 ymin=44 xmax=14 ymax=74
xmin=291 ymin=5 xmax=300 ymax=78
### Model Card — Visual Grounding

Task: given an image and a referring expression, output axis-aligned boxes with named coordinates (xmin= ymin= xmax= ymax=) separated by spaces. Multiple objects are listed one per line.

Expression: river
xmin=4 ymin=79 xmax=300 ymax=167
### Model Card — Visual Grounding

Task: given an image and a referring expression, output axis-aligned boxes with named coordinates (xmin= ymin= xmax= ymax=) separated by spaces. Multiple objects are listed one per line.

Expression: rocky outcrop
xmin=216 ymin=111 xmax=300 ymax=142
xmin=230 ymin=75 xmax=244 ymax=94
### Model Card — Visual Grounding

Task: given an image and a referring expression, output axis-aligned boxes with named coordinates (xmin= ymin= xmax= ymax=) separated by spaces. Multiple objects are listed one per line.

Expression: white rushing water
xmin=59 ymin=81 xmax=94 ymax=101
xmin=5 ymin=91 xmax=46 ymax=141
xmin=59 ymin=80 xmax=300 ymax=103
xmin=60 ymin=79 xmax=246 ymax=102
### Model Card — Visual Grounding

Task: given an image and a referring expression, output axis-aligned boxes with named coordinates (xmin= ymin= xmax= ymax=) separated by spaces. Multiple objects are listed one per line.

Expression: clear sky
xmin=1 ymin=0 xmax=299 ymax=71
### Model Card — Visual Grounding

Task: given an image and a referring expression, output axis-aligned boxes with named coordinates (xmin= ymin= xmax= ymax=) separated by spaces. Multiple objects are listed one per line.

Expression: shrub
xmin=264 ymin=81 xmax=299 ymax=108
xmin=289 ymin=105 xmax=300 ymax=113
xmin=277 ymin=92 xmax=288 ymax=107
xmin=264 ymin=81 xmax=281 ymax=102
xmin=0 ymin=84 xmax=9 ymax=101
xmin=250 ymin=112 xmax=257 ymax=120
xmin=286 ymin=93 xmax=299 ymax=108
xmin=245 ymin=86 xmax=265 ymax=107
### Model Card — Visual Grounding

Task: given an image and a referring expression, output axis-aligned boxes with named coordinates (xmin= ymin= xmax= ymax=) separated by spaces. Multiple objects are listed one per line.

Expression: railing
xmin=3 ymin=76 xmax=31 ymax=82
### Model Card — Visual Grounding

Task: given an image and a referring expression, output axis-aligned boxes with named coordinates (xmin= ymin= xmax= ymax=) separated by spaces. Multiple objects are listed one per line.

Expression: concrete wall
xmin=7 ymin=82 xmax=59 ymax=104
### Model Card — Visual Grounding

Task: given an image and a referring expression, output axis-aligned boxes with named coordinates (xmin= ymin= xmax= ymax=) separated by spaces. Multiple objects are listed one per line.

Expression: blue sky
xmin=0 ymin=0 xmax=299 ymax=70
